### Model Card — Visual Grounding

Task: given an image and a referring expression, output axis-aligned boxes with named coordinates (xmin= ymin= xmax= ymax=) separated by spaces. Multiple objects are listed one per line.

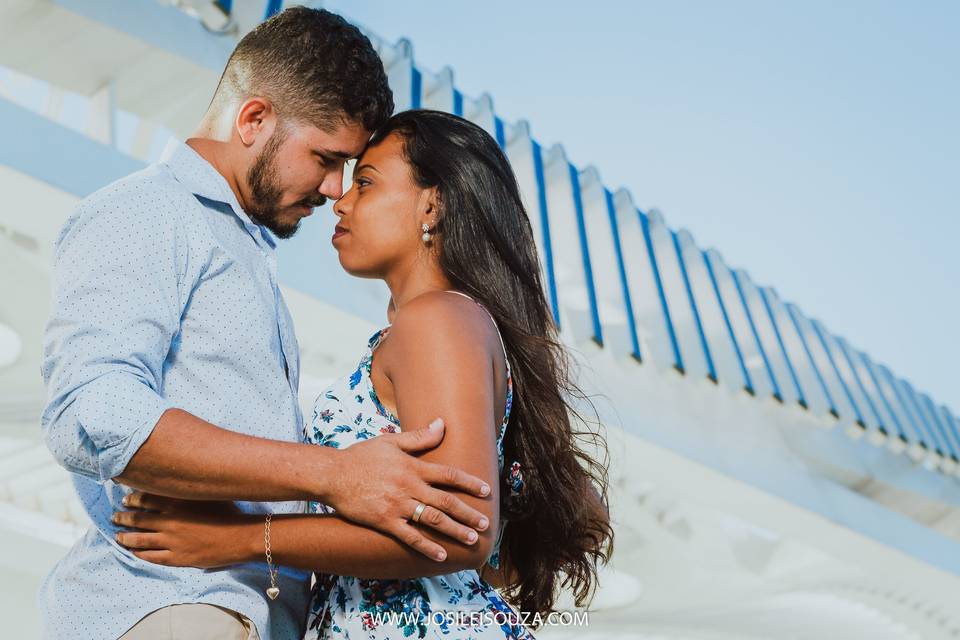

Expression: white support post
xmin=675 ymin=230 xmax=749 ymax=395
xmin=421 ymin=66 xmax=454 ymax=113
xmin=704 ymin=249 xmax=775 ymax=400
xmin=612 ymin=189 xmax=676 ymax=372
xmin=788 ymin=304 xmax=860 ymax=436
xmin=86 ymin=81 xmax=115 ymax=146
xmin=577 ymin=166 xmax=633 ymax=359
xmin=760 ymin=286 xmax=832 ymax=421
xmin=733 ymin=269 xmax=799 ymax=407
xmin=541 ymin=143 xmax=596 ymax=348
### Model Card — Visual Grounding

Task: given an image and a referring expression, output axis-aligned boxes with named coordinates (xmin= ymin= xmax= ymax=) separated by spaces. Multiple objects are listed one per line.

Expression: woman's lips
xmin=332 ymin=226 xmax=349 ymax=242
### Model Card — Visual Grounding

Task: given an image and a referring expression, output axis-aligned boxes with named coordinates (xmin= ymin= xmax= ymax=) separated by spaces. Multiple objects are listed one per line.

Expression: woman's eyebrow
xmin=354 ymin=163 xmax=381 ymax=175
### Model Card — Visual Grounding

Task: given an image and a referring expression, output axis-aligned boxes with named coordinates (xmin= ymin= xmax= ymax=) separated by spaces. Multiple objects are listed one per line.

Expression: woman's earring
xmin=421 ymin=223 xmax=432 ymax=243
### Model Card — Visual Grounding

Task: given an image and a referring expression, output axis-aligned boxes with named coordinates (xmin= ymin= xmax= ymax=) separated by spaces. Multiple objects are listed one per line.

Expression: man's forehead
xmin=297 ymin=121 xmax=371 ymax=157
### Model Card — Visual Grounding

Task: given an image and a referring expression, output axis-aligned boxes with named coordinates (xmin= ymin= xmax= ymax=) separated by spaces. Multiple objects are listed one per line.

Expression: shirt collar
xmin=159 ymin=138 xmax=278 ymax=250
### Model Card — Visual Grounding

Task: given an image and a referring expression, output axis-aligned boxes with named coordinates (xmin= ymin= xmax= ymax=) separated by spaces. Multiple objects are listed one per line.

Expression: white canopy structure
xmin=0 ymin=2 xmax=958 ymax=639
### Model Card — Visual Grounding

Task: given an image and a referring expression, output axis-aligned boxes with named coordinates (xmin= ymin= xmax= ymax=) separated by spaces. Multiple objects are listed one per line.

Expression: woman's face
xmin=331 ymin=132 xmax=436 ymax=278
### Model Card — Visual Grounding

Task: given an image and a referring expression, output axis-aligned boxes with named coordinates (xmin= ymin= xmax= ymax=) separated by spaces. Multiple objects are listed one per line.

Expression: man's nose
xmin=318 ymin=167 xmax=345 ymax=200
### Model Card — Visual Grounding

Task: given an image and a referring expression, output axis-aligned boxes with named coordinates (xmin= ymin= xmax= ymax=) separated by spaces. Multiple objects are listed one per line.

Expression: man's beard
xmin=245 ymin=129 xmax=326 ymax=239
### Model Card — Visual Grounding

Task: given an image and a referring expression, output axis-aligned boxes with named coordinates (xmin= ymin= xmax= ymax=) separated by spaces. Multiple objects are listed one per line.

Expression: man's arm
xmin=41 ymin=191 xmax=489 ymax=551
xmin=115 ymin=408 xmax=334 ymax=501
xmin=41 ymin=193 xmax=188 ymax=482
xmin=116 ymin=291 xmax=507 ymax=568
xmin=117 ymin=408 xmax=490 ymax=516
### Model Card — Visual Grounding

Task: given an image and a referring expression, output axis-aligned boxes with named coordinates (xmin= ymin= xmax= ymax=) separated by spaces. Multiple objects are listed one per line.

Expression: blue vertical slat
xmin=810 ymin=321 xmax=866 ymax=427
xmin=604 ymin=189 xmax=641 ymax=360
xmin=900 ymin=378 xmax=946 ymax=456
xmin=939 ymin=405 xmax=960 ymax=461
xmin=568 ymin=163 xmax=603 ymax=345
xmin=917 ymin=390 xmax=959 ymax=461
xmin=704 ymin=251 xmax=754 ymax=393
xmin=452 ymin=89 xmax=463 ymax=116
xmin=263 ymin=0 xmax=282 ymax=19
xmin=672 ymin=231 xmax=717 ymax=382
xmin=639 ymin=209 xmax=683 ymax=373
xmin=875 ymin=367 xmax=923 ymax=449
xmin=863 ymin=358 xmax=909 ymax=444
xmin=837 ymin=338 xmax=888 ymax=435
xmin=732 ymin=274 xmax=782 ymax=402
xmin=881 ymin=367 xmax=929 ymax=452
xmin=786 ymin=306 xmax=839 ymax=417
xmin=531 ymin=140 xmax=560 ymax=326
xmin=759 ymin=288 xmax=806 ymax=408
xmin=494 ymin=117 xmax=506 ymax=149
xmin=411 ymin=67 xmax=422 ymax=109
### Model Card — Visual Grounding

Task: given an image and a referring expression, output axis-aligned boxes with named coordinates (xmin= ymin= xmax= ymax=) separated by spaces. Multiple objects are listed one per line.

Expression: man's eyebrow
xmin=313 ymin=148 xmax=355 ymax=160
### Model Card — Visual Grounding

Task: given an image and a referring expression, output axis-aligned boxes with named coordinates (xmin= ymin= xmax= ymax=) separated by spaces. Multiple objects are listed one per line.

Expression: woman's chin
xmin=336 ymin=254 xmax=378 ymax=280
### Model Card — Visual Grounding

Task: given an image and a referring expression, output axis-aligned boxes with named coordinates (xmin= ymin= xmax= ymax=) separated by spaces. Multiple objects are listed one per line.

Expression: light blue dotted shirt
xmin=40 ymin=139 xmax=312 ymax=640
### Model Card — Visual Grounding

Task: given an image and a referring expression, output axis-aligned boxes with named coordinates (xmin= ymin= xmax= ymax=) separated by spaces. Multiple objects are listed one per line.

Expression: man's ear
xmin=235 ymin=97 xmax=275 ymax=147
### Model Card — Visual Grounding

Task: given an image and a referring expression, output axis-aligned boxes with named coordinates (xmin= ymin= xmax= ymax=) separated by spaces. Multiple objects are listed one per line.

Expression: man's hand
xmin=324 ymin=419 xmax=491 ymax=561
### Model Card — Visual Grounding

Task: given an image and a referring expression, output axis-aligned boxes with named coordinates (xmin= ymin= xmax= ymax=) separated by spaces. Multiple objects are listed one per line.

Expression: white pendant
xmin=266 ymin=586 xmax=280 ymax=600
xmin=422 ymin=233 xmax=431 ymax=242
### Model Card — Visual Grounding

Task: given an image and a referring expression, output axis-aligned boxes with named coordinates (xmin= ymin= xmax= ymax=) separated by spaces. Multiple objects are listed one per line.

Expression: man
xmin=40 ymin=8 xmax=490 ymax=640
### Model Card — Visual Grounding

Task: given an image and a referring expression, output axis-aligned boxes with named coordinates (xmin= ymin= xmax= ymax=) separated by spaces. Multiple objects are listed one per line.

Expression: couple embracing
xmin=40 ymin=7 xmax=612 ymax=639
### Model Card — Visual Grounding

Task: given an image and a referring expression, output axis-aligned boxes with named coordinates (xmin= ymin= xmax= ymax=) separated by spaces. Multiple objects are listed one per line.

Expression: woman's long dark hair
xmin=368 ymin=109 xmax=614 ymax=617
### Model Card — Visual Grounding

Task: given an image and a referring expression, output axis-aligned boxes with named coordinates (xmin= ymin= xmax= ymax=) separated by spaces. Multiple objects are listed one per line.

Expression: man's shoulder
xmin=78 ymin=162 xmax=197 ymax=215
xmin=63 ymin=162 xmax=202 ymax=239
xmin=51 ymin=162 xmax=211 ymax=271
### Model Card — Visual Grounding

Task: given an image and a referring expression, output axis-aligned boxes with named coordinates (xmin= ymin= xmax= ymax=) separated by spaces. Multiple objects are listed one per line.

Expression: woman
xmin=115 ymin=109 xmax=613 ymax=639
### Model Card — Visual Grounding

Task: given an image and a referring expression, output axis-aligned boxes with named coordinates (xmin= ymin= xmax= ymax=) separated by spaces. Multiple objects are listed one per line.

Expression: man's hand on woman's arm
xmin=114 ymin=408 xmax=490 ymax=558
xmin=115 ymin=291 xmax=508 ymax=572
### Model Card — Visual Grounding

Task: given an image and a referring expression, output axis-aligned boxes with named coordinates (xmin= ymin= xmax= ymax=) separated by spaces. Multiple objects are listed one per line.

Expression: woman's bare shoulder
xmin=385 ymin=291 xmax=498 ymax=359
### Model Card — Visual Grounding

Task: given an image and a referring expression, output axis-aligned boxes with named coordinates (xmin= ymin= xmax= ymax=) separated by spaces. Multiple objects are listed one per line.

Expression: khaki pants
xmin=118 ymin=603 xmax=260 ymax=640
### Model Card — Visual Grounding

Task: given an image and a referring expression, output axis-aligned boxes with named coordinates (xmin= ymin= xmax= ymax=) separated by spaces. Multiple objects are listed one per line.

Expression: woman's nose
xmin=332 ymin=193 xmax=348 ymax=217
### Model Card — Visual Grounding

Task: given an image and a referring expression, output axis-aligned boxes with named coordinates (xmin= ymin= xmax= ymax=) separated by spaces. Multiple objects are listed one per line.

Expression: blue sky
xmin=323 ymin=0 xmax=959 ymax=412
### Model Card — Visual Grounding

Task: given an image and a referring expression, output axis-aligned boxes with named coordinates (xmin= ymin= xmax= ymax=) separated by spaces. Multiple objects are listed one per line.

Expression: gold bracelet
xmin=265 ymin=513 xmax=280 ymax=600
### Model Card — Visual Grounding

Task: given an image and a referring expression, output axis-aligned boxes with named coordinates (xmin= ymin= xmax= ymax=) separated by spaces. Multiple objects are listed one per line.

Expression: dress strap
xmin=442 ymin=290 xmax=511 ymax=375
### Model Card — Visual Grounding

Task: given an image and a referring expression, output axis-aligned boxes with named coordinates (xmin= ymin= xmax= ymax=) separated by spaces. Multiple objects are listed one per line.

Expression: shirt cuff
xmin=97 ymin=398 xmax=172 ymax=482
xmin=74 ymin=372 xmax=174 ymax=482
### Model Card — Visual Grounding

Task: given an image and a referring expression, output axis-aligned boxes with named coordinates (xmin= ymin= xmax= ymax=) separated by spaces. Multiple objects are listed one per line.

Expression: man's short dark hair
xmin=213 ymin=6 xmax=394 ymax=132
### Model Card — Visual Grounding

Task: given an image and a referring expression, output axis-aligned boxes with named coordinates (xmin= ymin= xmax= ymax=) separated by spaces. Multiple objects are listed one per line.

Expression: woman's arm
xmin=378 ymin=292 xmax=505 ymax=558
xmin=252 ymin=512 xmax=493 ymax=577
xmin=115 ymin=292 xmax=506 ymax=574
xmin=275 ymin=293 xmax=505 ymax=570
xmin=114 ymin=502 xmax=487 ymax=577
xmin=116 ymin=473 xmax=606 ymax=579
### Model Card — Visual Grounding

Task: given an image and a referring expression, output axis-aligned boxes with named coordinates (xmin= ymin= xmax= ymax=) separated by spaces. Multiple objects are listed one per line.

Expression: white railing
xmin=366 ymin=32 xmax=960 ymax=480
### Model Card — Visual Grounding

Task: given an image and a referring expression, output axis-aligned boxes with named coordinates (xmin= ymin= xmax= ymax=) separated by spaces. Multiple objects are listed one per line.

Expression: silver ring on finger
xmin=411 ymin=502 xmax=427 ymax=524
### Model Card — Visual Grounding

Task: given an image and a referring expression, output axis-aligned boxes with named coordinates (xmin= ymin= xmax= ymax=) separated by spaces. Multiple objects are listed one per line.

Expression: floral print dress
xmin=302 ymin=296 xmax=534 ymax=640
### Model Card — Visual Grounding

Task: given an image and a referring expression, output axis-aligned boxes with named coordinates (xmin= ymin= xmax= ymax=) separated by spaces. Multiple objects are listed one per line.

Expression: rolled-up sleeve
xmin=41 ymin=187 xmax=187 ymax=482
